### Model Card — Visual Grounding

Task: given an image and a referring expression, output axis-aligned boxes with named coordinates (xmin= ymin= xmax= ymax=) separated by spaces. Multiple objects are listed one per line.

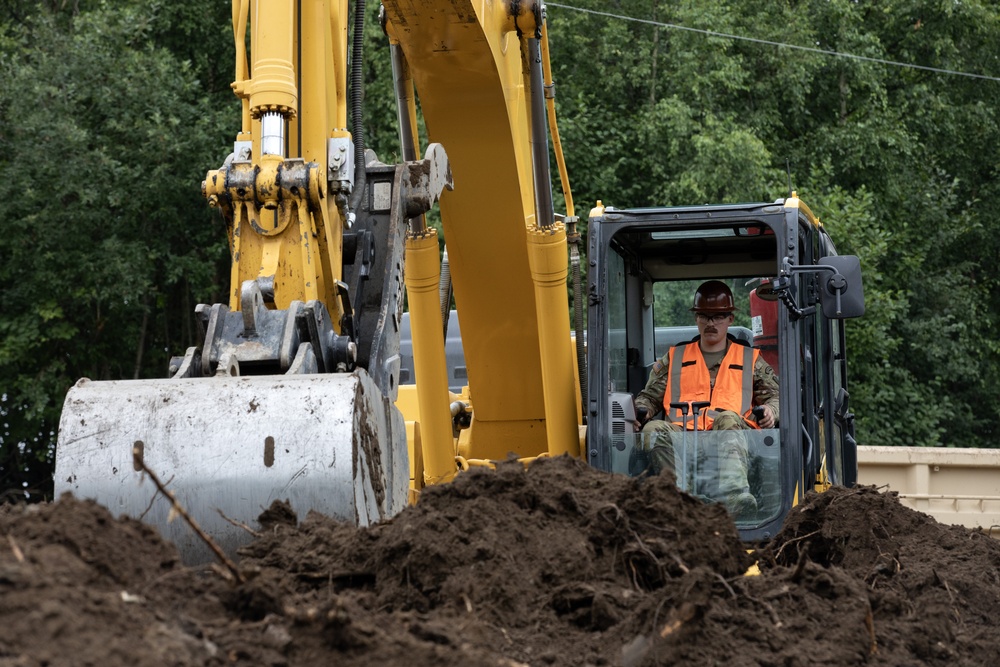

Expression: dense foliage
xmin=543 ymin=0 xmax=1000 ymax=450
xmin=0 ymin=1 xmax=234 ymax=498
xmin=2 ymin=0 xmax=998 ymax=499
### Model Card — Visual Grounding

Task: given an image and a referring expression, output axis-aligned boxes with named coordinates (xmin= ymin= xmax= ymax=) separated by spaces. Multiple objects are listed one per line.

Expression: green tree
xmin=547 ymin=0 xmax=1000 ymax=448
xmin=0 ymin=5 xmax=233 ymax=499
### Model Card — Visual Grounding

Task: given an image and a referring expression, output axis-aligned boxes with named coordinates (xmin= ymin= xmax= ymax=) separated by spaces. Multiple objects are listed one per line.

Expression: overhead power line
xmin=546 ymin=2 xmax=1000 ymax=83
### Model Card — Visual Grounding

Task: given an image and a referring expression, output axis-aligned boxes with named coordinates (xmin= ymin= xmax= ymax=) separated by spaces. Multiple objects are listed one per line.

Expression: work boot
xmin=727 ymin=491 xmax=758 ymax=521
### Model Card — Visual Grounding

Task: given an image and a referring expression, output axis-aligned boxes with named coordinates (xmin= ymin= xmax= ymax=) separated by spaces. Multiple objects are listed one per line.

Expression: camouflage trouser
xmin=640 ymin=410 xmax=751 ymax=499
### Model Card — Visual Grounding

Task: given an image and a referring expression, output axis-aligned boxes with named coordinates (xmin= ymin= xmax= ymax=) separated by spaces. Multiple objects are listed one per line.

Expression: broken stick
xmin=132 ymin=445 xmax=244 ymax=583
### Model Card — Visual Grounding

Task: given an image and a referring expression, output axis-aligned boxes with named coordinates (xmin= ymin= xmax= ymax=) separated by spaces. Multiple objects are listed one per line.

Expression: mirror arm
xmin=773 ymin=261 xmax=844 ymax=320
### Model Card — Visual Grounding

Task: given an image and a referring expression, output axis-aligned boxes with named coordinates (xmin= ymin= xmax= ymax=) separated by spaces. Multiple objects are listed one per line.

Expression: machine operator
xmin=633 ymin=280 xmax=780 ymax=518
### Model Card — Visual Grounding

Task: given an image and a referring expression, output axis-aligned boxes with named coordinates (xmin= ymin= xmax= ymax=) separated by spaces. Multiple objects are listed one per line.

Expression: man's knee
xmin=712 ymin=410 xmax=747 ymax=431
xmin=642 ymin=419 xmax=680 ymax=437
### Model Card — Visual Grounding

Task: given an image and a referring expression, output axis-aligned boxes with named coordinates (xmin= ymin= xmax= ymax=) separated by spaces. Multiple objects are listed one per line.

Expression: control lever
xmin=635 ymin=406 xmax=649 ymax=426
xmin=669 ymin=402 xmax=690 ymax=491
xmin=690 ymin=401 xmax=711 ymax=495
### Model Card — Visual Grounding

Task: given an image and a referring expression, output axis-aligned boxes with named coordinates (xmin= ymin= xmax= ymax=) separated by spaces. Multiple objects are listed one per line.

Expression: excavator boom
xmin=384 ymin=0 xmax=582 ymax=469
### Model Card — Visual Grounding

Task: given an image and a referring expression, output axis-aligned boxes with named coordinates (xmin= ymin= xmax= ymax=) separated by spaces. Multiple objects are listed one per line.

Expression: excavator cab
xmin=585 ymin=197 xmax=865 ymax=541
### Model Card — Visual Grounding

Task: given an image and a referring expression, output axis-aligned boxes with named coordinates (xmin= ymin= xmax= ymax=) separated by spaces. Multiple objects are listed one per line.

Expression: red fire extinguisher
xmin=749 ymin=279 xmax=779 ymax=371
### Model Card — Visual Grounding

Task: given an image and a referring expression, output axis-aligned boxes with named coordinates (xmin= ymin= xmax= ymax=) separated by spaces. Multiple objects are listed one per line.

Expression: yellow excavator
xmin=55 ymin=0 xmax=866 ymax=562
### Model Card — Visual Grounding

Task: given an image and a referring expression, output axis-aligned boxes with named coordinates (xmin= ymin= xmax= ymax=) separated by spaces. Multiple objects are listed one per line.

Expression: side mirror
xmin=818 ymin=255 xmax=865 ymax=319
xmin=753 ymin=280 xmax=780 ymax=302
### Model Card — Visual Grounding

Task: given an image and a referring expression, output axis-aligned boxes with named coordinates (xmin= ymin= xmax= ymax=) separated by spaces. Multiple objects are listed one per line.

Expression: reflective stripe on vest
xmin=664 ymin=341 xmax=759 ymax=430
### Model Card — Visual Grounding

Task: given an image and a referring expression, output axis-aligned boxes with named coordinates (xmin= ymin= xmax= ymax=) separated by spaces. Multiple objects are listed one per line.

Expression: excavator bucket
xmin=55 ymin=371 xmax=407 ymax=564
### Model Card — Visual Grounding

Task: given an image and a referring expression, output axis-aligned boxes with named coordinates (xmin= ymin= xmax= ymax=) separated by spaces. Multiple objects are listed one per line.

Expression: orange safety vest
xmin=663 ymin=339 xmax=760 ymax=430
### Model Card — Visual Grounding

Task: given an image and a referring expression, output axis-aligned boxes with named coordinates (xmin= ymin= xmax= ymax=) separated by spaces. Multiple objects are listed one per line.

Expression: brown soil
xmin=2 ymin=456 xmax=999 ymax=666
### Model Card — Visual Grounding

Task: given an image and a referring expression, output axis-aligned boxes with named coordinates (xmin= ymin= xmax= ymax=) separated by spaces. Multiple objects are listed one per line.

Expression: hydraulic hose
xmin=440 ymin=245 xmax=453 ymax=341
xmin=540 ymin=19 xmax=573 ymax=219
xmin=569 ymin=224 xmax=586 ymax=422
xmin=349 ymin=0 xmax=367 ymax=212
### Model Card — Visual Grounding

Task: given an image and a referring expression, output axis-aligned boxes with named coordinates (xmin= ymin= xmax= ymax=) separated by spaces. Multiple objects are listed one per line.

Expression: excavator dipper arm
xmin=55 ymin=0 xmax=452 ymax=564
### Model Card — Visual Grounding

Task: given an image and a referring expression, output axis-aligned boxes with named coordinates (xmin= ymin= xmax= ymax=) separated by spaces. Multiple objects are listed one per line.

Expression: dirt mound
xmin=2 ymin=457 xmax=999 ymax=666
xmin=764 ymin=485 xmax=1000 ymax=665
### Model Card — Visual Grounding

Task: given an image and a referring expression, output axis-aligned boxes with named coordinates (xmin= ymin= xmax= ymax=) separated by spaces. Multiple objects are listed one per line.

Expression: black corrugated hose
xmin=349 ymin=0 xmax=366 ymax=213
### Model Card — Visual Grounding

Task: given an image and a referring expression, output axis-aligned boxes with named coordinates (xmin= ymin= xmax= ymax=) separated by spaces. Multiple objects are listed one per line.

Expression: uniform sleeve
xmin=635 ymin=353 xmax=670 ymax=417
xmin=753 ymin=356 xmax=780 ymax=422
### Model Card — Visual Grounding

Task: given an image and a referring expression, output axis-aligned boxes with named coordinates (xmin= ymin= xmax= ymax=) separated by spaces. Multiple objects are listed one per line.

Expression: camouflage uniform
xmin=634 ymin=338 xmax=780 ymax=502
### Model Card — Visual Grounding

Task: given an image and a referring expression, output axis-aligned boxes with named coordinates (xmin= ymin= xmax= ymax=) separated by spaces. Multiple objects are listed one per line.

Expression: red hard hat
xmin=690 ymin=280 xmax=735 ymax=313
